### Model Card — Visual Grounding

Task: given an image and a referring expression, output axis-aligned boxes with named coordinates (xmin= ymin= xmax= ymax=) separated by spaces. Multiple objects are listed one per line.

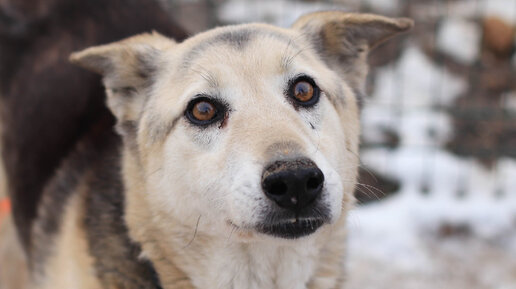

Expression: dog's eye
xmin=288 ymin=76 xmax=320 ymax=107
xmin=293 ymin=81 xmax=313 ymax=102
xmin=193 ymin=101 xmax=216 ymax=121
xmin=185 ymin=97 xmax=224 ymax=126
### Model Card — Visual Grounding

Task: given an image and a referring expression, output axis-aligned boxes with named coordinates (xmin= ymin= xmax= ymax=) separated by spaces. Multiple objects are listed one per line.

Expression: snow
xmin=437 ymin=18 xmax=481 ymax=64
xmin=361 ymin=0 xmax=401 ymax=14
xmin=350 ymin=144 xmax=516 ymax=287
xmin=429 ymin=0 xmax=516 ymax=25
xmin=359 ymin=43 xmax=515 ymax=241
xmin=482 ymin=0 xmax=516 ymax=26
xmin=356 ymin=42 xmax=516 ymax=288
xmin=217 ymin=0 xmax=347 ymax=27
xmin=362 ymin=46 xmax=465 ymax=144
xmin=347 ymin=191 xmax=516 ymax=288
xmin=217 ymin=0 xmax=406 ymax=26
xmin=370 ymin=46 xmax=466 ymax=108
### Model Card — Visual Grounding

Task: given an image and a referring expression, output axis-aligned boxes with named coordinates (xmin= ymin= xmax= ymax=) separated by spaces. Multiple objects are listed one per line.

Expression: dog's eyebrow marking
xmin=213 ymin=29 xmax=251 ymax=49
xmin=180 ymin=29 xmax=253 ymax=69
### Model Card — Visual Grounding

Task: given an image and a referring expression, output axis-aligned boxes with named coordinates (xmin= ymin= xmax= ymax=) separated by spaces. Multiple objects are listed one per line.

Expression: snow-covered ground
xmin=216 ymin=0 xmax=516 ymax=287
xmin=353 ymin=43 xmax=516 ymax=288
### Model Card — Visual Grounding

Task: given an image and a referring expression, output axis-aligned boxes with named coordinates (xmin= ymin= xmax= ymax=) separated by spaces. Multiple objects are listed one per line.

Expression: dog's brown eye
xmin=293 ymin=81 xmax=314 ymax=102
xmin=192 ymin=101 xmax=216 ymax=121
xmin=288 ymin=76 xmax=320 ymax=107
xmin=185 ymin=96 xmax=226 ymax=126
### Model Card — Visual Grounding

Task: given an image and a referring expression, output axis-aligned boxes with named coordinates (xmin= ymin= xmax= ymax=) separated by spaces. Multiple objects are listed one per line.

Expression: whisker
xmin=284 ymin=42 xmax=313 ymax=68
xmin=345 ymin=148 xmax=379 ymax=184
xmin=183 ymin=215 xmax=201 ymax=249
xmin=146 ymin=167 xmax=162 ymax=178
xmin=189 ymin=65 xmax=218 ymax=88
xmin=354 ymin=183 xmax=387 ymax=201
xmin=281 ymin=33 xmax=306 ymax=69
xmin=354 ymin=186 xmax=376 ymax=201
xmin=280 ymin=37 xmax=294 ymax=70
xmin=356 ymin=183 xmax=386 ymax=195
xmin=226 ymin=226 xmax=237 ymax=244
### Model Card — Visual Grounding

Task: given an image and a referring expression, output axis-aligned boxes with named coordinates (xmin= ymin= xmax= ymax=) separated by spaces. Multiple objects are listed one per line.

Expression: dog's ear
xmin=292 ymin=12 xmax=413 ymax=94
xmin=70 ymin=32 xmax=175 ymax=135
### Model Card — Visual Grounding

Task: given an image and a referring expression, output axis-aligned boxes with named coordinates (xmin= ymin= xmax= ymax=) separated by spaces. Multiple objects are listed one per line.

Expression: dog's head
xmin=71 ymin=12 xmax=412 ymax=241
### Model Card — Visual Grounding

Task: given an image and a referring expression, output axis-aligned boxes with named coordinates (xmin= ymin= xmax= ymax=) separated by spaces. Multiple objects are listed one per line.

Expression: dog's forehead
xmin=182 ymin=24 xmax=296 ymax=57
xmin=177 ymin=24 xmax=311 ymax=74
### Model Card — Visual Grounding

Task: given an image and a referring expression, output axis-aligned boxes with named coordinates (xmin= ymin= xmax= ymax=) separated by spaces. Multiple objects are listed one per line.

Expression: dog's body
xmin=0 ymin=7 xmax=412 ymax=289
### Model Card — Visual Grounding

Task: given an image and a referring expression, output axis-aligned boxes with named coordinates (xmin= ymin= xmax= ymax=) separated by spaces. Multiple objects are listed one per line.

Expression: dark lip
xmin=257 ymin=218 xmax=326 ymax=239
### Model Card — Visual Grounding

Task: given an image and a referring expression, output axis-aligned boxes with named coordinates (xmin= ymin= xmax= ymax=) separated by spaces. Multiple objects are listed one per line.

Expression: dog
xmin=0 ymin=10 xmax=412 ymax=289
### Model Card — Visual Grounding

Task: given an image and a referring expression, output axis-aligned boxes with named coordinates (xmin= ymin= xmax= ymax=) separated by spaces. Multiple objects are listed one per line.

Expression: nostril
xmin=306 ymin=176 xmax=322 ymax=191
xmin=268 ymin=180 xmax=288 ymax=196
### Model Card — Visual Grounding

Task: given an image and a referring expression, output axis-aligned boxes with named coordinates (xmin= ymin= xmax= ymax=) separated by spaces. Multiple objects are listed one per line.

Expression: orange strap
xmin=0 ymin=198 xmax=11 ymax=224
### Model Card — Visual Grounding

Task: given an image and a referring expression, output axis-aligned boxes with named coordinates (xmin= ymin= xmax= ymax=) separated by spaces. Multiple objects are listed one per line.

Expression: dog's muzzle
xmin=259 ymin=158 xmax=328 ymax=238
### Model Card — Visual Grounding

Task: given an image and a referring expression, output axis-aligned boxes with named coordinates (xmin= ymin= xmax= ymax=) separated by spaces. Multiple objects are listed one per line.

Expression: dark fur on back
xmin=0 ymin=0 xmax=187 ymax=250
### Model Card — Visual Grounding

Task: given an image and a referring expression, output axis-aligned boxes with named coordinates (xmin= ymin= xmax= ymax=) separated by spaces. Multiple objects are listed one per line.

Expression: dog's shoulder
xmin=27 ymin=128 xmax=163 ymax=289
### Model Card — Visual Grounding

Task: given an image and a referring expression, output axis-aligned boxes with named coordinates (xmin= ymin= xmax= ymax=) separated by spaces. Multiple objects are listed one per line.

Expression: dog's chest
xmin=189 ymin=242 xmax=320 ymax=289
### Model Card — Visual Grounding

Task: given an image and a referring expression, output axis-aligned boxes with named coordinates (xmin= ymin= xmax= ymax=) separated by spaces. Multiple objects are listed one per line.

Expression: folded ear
xmin=70 ymin=32 xmax=175 ymax=135
xmin=292 ymin=12 xmax=413 ymax=95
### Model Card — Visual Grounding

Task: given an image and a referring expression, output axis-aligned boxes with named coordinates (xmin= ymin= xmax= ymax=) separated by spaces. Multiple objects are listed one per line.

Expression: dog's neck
xmin=155 ymin=235 xmax=322 ymax=289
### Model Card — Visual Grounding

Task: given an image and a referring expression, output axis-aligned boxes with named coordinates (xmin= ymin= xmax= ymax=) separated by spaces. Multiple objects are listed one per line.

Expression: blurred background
xmin=162 ymin=0 xmax=516 ymax=288
xmin=0 ymin=0 xmax=514 ymax=288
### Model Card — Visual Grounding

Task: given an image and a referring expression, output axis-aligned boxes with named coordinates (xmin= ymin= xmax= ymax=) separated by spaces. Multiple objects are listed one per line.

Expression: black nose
xmin=262 ymin=158 xmax=324 ymax=210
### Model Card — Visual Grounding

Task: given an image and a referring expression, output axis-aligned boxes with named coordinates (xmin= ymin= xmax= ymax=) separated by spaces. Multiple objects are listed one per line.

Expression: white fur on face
xmin=140 ymin=25 xmax=359 ymax=243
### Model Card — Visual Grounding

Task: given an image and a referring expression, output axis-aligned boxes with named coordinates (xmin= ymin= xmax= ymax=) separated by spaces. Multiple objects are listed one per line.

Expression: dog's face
xmin=143 ymin=25 xmax=356 ymax=240
xmin=71 ymin=12 xmax=412 ymax=241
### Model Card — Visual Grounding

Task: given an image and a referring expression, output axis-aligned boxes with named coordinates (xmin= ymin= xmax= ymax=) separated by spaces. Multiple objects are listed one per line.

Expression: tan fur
xmin=35 ymin=191 xmax=102 ymax=289
xmin=0 ymin=215 xmax=29 ymax=289
xmin=2 ymin=12 xmax=412 ymax=289
xmin=0 ymin=138 xmax=29 ymax=289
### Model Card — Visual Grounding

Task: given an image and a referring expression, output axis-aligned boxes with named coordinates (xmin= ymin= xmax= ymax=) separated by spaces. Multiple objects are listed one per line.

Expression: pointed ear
xmin=292 ymin=12 xmax=413 ymax=94
xmin=70 ymin=32 xmax=175 ymax=135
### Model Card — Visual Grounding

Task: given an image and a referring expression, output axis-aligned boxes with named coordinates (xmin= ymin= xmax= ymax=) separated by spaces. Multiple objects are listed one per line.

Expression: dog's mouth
xmin=257 ymin=218 xmax=326 ymax=239
xmin=255 ymin=201 xmax=331 ymax=239
xmin=226 ymin=199 xmax=331 ymax=240
xmin=227 ymin=217 xmax=327 ymax=240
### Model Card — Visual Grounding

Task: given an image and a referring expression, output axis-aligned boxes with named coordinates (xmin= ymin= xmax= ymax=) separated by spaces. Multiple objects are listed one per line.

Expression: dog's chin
xmin=257 ymin=218 xmax=326 ymax=239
